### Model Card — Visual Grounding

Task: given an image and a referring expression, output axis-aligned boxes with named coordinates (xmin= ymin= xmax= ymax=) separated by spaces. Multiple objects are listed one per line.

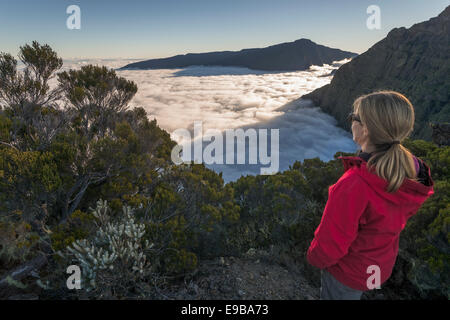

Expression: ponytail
xmin=367 ymin=143 xmax=417 ymax=193
xmin=353 ymin=91 xmax=417 ymax=193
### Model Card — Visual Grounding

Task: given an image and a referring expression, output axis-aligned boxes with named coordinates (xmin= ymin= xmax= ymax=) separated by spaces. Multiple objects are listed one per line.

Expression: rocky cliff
xmin=303 ymin=6 xmax=450 ymax=140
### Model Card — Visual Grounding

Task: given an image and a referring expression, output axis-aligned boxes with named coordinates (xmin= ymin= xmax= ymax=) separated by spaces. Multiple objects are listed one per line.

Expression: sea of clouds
xmin=60 ymin=58 xmax=357 ymax=183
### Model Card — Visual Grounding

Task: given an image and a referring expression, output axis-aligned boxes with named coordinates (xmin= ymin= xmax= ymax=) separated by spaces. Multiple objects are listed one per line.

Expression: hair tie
xmin=374 ymin=140 xmax=401 ymax=151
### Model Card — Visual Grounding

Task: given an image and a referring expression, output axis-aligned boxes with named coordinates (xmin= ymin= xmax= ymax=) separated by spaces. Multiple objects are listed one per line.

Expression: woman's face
xmin=351 ymin=114 xmax=369 ymax=147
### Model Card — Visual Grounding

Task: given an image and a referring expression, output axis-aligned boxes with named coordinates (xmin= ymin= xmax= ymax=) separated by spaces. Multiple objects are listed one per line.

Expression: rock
xmin=302 ymin=6 xmax=450 ymax=140
xmin=375 ymin=293 xmax=385 ymax=300
xmin=210 ymin=289 xmax=219 ymax=296
xmin=220 ymin=285 xmax=233 ymax=294
xmin=246 ymin=248 xmax=257 ymax=256
xmin=187 ymin=283 xmax=199 ymax=295
xmin=30 ymin=270 xmax=40 ymax=278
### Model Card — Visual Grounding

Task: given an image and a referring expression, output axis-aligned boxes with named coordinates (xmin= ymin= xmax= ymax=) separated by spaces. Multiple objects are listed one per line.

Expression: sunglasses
xmin=347 ymin=112 xmax=361 ymax=124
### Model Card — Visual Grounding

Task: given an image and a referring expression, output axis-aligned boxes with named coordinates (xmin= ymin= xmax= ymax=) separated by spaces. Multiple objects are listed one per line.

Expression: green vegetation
xmin=0 ymin=42 xmax=448 ymax=299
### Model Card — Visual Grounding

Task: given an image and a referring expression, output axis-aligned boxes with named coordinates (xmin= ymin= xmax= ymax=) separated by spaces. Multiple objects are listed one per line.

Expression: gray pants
xmin=320 ymin=269 xmax=363 ymax=300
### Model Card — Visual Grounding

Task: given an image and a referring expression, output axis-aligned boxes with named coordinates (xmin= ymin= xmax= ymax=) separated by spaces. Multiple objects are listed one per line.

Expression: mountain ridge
xmin=119 ymin=38 xmax=357 ymax=72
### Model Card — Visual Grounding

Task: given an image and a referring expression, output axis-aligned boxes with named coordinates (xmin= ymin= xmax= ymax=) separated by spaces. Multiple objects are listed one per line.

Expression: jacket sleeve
xmin=307 ymin=172 xmax=368 ymax=269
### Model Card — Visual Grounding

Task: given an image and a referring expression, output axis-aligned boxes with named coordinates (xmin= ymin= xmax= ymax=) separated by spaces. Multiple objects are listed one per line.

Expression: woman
xmin=306 ymin=91 xmax=434 ymax=300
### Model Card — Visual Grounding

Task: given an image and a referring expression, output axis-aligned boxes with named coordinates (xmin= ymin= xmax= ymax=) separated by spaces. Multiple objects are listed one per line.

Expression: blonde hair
xmin=353 ymin=90 xmax=417 ymax=193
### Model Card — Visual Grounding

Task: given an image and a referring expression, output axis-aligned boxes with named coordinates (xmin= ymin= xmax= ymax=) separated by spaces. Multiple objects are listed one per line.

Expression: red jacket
xmin=307 ymin=155 xmax=434 ymax=291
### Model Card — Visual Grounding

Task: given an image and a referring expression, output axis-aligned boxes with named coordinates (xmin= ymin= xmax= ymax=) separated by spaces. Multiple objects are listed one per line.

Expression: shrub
xmin=63 ymin=200 xmax=155 ymax=298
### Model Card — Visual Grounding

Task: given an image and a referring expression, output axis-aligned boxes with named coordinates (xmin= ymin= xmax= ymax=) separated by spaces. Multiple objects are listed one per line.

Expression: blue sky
xmin=0 ymin=0 xmax=449 ymax=59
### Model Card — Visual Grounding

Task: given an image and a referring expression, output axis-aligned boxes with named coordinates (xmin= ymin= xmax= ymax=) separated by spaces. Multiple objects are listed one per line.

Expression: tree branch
xmin=0 ymin=141 xmax=19 ymax=152
xmin=0 ymin=253 xmax=47 ymax=291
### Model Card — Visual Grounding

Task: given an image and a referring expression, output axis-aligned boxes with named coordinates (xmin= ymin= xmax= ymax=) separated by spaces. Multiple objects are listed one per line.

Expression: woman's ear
xmin=362 ymin=125 xmax=369 ymax=138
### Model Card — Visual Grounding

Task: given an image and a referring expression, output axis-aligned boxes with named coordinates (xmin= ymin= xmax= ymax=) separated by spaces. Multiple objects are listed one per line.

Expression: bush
xmin=63 ymin=200 xmax=155 ymax=298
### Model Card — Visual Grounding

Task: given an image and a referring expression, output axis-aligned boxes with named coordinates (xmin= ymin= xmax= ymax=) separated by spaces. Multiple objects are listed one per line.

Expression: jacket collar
xmin=338 ymin=155 xmax=365 ymax=172
xmin=337 ymin=150 xmax=372 ymax=172
xmin=357 ymin=151 xmax=372 ymax=162
xmin=337 ymin=154 xmax=434 ymax=198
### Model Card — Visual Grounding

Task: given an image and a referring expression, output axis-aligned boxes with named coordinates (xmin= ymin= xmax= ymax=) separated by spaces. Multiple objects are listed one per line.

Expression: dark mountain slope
xmin=120 ymin=38 xmax=357 ymax=72
xmin=302 ymin=6 xmax=450 ymax=140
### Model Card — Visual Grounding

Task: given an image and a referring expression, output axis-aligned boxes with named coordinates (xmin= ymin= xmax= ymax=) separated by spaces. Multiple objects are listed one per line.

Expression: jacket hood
xmin=338 ymin=155 xmax=434 ymax=206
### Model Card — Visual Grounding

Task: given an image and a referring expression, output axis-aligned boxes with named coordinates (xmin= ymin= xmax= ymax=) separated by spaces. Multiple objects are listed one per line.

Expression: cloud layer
xmin=61 ymin=59 xmax=357 ymax=183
